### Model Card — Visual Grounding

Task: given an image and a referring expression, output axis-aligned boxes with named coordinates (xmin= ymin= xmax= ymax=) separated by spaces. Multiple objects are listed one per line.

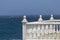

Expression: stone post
xmin=38 ymin=15 xmax=43 ymax=21
xmin=22 ymin=16 xmax=27 ymax=40
xmin=50 ymin=14 xmax=54 ymax=20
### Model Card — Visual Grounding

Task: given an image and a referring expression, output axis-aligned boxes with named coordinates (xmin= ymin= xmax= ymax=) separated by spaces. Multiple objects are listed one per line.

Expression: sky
xmin=0 ymin=0 xmax=60 ymax=16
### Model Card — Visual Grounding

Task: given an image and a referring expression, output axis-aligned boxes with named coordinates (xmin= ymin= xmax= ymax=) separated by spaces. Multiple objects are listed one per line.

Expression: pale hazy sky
xmin=0 ymin=0 xmax=60 ymax=15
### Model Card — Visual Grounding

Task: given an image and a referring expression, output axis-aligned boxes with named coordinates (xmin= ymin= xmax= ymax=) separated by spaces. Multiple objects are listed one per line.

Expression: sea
xmin=0 ymin=15 xmax=60 ymax=40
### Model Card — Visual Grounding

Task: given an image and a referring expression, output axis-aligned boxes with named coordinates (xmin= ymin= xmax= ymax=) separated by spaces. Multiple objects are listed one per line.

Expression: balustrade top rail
xmin=22 ymin=15 xmax=60 ymax=24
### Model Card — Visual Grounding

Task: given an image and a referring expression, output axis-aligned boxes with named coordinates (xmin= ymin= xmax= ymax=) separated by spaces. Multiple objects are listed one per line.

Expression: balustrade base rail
xmin=26 ymin=32 xmax=60 ymax=40
xmin=26 ymin=39 xmax=60 ymax=40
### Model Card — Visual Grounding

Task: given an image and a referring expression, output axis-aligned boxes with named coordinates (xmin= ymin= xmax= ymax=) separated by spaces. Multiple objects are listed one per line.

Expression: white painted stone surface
xmin=22 ymin=15 xmax=60 ymax=40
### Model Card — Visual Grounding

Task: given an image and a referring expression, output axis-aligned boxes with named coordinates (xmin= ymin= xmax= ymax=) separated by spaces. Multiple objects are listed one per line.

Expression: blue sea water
xmin=0 ymin=15 xmax=60 ymax=40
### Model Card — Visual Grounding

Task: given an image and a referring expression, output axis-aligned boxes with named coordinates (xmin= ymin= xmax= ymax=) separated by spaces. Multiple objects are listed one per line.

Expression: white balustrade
xmin=22 ymin=15 xmax=60 ymax=40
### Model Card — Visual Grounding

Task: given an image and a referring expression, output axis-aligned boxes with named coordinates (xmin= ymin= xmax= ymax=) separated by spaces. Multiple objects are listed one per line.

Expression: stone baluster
xmin=50 ymin=24 xmax=52 ymax=33
xmin=56 ymin=25 xmax=58 ymax=39
xmin=44 ymin=25 xmax=48 ymax=39
xmin=47 ymin=25 xmax=49 ymax=39
xmin=43 ymin=25 xmax=45 ymax=39
xmin=53 ymin=24 xmax=55 ymax=40
xmin=29 ymin=28 xmax=32 ymax=40
xmin=54 ymin=24 xmax=55 ymax=33
xmin=40 ymin=25 xmax=42 ymax=39
xmin=57 ymin=25 xmax=58 ymax=33
xmin=37 ymin=25 xmax=40 ymax=40
xmin=46 ymin=25 xmax=48 ymax=34
xmin=42 ymin=24 xmax=44 ymax=38
xmin=33 ymin=25 xmax=37 ymax=39
xmin=50 ymin=24 xmax=53 ymax=39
